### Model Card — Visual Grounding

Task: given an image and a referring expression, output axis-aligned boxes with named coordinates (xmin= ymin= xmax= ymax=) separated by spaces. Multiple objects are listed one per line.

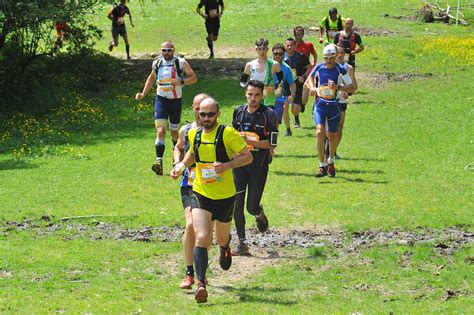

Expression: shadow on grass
xmin=339 ymin=157 xmax=386 ymax=162
xmin=271 ymin=171 xmax=315 ymax=178
xmin=317 ymin=176 xmax=389 ymax=184
xmin=275 ymin=154 xmax=316 ymax=159
xmin=0 ymin=159 xmax=39 ymax=171
xmin=205 ymin=285 xmax=297 ymax=306
xmin=338 ymin=169 xmax=385 ymax=175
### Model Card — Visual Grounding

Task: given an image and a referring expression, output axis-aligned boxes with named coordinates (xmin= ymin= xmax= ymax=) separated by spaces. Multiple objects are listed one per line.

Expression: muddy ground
xmin=2 ymin=220 xmax=472 ymax=297
xmin=2 ymin=220 xmax=471 ymax=254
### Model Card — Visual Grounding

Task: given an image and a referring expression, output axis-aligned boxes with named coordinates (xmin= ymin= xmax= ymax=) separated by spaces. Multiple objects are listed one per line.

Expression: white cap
xmin=323 ymin=45 xmax=337 ymax=57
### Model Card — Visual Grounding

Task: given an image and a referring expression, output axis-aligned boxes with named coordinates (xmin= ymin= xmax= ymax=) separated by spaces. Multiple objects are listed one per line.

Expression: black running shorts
xmin=190 ymin=191 xmax=234 ymax=223
xmin=205 ymin=17 xmax=220 ymax=36
xmin=181 ymin=186 xmax=193 ymax=208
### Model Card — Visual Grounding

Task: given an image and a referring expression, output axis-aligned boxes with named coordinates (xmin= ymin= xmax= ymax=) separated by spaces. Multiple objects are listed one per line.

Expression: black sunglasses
xmin=162 ymin=48 xmax=173 ymax=52
xmin=199 ymin=111 xmax=217 ymax=118
xmin=273 ymin=51 xmax=283 ymax=56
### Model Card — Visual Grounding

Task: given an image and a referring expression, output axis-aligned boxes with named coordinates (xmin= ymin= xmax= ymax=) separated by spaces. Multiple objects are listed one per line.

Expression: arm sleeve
xmin=240 ymin=73 xmax=249 ymax=88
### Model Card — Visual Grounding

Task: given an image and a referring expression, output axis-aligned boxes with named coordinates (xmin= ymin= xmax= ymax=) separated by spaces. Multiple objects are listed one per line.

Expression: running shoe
xmin=151 ymin=162 xmax=163 ymax=175
xmin=179 ymin=274 xmax=194 ymax=289
xmin=294 ymin=122 xmax=300 ymax=128
xmin=285 ymin=128 xmax=292 ymax=136
xmin=316 ymin=166 xmax=328 ymax=177
xmin=108 ymin=43 xmax=113 ymax=52
xmin=194 ymin=281 xmax=208 ymax=303
xmin=328 ymin=163 xmax=336 ymax=177
xmin=219 ymin=245 xmax=232 ymax=270
xmin=231 ymin=241 xmax=251 ymax=256
xmin=208 ymin=53 xmax=214 ymax=59
xmin=256 ymin=208 xmax=269 ymax=233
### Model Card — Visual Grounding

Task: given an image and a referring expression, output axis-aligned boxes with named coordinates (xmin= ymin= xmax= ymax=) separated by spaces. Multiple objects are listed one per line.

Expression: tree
xmin=0 ymin=0 xmax=105 ymax=75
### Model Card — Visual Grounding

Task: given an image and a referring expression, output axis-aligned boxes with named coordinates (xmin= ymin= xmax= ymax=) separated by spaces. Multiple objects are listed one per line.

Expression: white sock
xmin=327 ymin=157 xmax=334 ymax=164
xmin=320 ymin=162 xmax=327 ymax=167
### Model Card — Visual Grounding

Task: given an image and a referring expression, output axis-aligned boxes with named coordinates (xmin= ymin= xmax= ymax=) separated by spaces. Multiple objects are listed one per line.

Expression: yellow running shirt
xmin=188 ymin=124 xmax=247 ymax=200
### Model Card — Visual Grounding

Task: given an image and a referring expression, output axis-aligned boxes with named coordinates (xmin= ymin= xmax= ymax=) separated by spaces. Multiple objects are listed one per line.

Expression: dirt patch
xmin=2 ymin=221 xmax=472 ymax=254
xmin=357 ymin=71 xmax=434 ymax=87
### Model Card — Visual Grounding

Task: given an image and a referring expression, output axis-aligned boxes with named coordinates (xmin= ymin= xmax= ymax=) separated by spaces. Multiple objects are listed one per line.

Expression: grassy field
xmin=1 ymin=0 xmax=473 ymax=312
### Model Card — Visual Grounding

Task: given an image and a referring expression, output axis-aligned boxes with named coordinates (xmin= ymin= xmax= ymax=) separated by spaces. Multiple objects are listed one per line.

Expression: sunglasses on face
xmin=162 ymin=48 xmax=174 ymax=52
xmin=273 ymin=51 xmax=284 ymax=56
xmin=199 ymin=111 xmax=217 ymax=118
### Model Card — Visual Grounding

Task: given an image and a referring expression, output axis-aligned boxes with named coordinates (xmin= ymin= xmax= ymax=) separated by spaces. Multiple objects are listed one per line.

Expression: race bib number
xmin=319 ymin=85 xmax=336 ymax=100
xmin=187 ymin=167 xmax=196 ymax=185
xmin=200 ymin=163 xmax=218 ymax=184
xmin=344 ymin=53 xmax=350 ymax=62
xmin=117 ymin=17 xmax=125 ymax=25
xmin=158 ymin=78 xmax=175 ymax=92
xmin=240 ymin=131 xmax=259 ymax=151
xmin=328 ymin=30 xmax=337 ymax=39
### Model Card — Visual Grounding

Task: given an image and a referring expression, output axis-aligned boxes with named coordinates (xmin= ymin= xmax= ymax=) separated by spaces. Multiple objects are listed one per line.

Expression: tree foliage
xmin=0 ymin=0 xmax=114 ymax=112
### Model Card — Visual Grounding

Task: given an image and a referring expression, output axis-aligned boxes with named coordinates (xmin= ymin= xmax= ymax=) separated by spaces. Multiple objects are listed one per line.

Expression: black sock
xmin=295 ymin=116 xmax=300 ymax=125
xmin=155 ymin=143 xmax=165 ymax=160
xmin=126 ymin=44 xmax=130 ymax=58
xmin=185 ymin=265 xmax=194 ymax=276
xmin=193 ymin=246 xmax=208 ymax=283
xmin=207 ymin=38 xmax=214 ymax=54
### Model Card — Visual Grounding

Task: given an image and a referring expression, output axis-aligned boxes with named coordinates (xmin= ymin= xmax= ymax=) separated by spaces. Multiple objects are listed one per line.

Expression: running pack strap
xmin=337 ymin=32 xmax=357 ymax=51
xmin=154 ymin=57 xmax=183 ymax=78
xmin=264 ymin=58 xmax=274 ymax=86
xmin=235 ymin=105 xmax=269 ymax=136
xmin=325 ymin=15 xmax=343 ymax=39
xmin=193 ymin=125 xmax=230 ymax=163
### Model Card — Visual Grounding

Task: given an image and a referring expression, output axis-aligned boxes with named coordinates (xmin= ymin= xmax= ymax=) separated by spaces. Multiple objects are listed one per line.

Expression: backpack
xmin=193 ymin=125 xmax=230 ymax=163
xmin=234 ymin=105 xmax=270 ymax=135
xmin=337 ymin=32 xmax=357 ymax=52
xmin=154 ymin=56 xmax=183 ymax=78
xmin=324 ymin=15 xmax=343 ymax=39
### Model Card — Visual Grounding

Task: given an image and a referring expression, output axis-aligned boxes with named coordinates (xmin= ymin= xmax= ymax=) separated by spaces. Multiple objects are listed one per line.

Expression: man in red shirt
xmin=294 ymin=26 xmax=317 ymax=113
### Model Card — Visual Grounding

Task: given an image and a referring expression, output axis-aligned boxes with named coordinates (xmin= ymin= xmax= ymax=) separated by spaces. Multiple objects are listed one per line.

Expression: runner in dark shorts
xmin=107 ymin=0 xmax=134 ymax=59
xmin=197 ymin=0 xmax=225 ymax=59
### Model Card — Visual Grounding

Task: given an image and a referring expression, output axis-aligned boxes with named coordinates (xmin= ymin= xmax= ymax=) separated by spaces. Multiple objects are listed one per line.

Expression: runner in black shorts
xmin=173 ymin=93 xmax=209 ymax=290
xmin=231 ymin=80 xmax=278 ymax=256
xmin=197 ymin=0 xmax=225 ymax=59
xmin=171 ymin=97 xmax=252 ymax=303
xmin=284 ymin=38 xmax=312 ymax=128
xmin=107 ymin=0 xmax=134 ymax=59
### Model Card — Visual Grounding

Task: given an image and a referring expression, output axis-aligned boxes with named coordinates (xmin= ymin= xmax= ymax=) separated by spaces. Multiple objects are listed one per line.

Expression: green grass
xmin=1 ymin=0 xmax=473 ymax=312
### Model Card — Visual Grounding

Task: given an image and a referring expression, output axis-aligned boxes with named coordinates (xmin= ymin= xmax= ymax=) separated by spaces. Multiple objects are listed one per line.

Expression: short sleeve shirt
xmin=111 ymin=5 xmax=130 ymax=27
xmin=188 ymin=124 xmax=246 ymax=199
xmin=198 ymin=0 xmax=224 ymax=14
xmin=320 ymin=16 xmax=345 ymax=41
xmin=232 ymin=105 xmax=278 ymax=167
xmin=295 ymin=41 xmax=316 ymax=61
xmin=333 ymin=31 xmax=363 ymax=64
xmin=284 ymin=52 xmax=310 ymax=78
xmin=273 ymin=61 xmax=295 ymax=98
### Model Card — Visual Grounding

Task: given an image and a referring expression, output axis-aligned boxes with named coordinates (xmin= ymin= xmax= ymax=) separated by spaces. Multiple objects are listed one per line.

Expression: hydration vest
xmin=234 ymin=105 xmax=269 ymax=137
xmin=337 ymin=32 xmax=357 ymax=52
xmin=193 ymin=125 xmax=230 ymax=163
xmin=154 ymin=57 xmax=183 ymax=78
xmin=324 ymin=15 xmax=343 ymax=39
